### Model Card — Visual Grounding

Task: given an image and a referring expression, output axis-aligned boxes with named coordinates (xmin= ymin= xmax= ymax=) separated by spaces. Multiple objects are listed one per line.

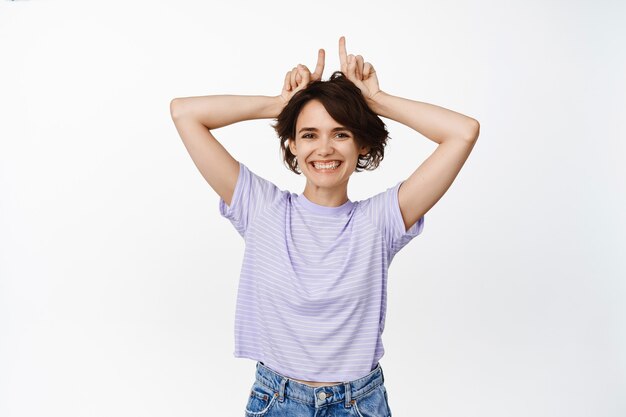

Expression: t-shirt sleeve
xmin=218 ymin=162 xmax=284 ymax=238
xmin=364 ymin=180 xmax=425 ymax=259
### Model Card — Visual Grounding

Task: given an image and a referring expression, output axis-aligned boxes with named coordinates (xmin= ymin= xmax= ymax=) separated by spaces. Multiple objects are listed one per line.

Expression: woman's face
xmin=288 ymin=100 xmax=370 ymax=196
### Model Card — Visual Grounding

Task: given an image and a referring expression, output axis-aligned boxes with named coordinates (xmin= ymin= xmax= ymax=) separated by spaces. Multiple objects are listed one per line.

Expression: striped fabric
xmin=219 ymin=162 xmax=424 ymax=381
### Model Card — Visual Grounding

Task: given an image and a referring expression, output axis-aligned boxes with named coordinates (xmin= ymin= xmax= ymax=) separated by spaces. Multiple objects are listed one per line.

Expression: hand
xmin=280 ymin=48 xmax=325 ymax=103
xmin=338 ymin=36 xmax=381 ymax=101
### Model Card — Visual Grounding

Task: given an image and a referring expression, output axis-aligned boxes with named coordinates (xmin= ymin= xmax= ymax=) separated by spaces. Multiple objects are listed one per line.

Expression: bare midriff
xmin=290 ymin=377 xmax=342 ymax=387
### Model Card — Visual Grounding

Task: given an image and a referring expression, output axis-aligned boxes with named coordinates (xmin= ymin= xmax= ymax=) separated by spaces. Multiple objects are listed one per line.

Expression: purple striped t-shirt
xmin=219 ymin=162 xmax=425 ymax=381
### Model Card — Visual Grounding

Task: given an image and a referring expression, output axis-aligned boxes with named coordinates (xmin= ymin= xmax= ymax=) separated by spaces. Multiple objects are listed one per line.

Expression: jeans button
xmin=317 ymin=391 xmax=326 ymax=401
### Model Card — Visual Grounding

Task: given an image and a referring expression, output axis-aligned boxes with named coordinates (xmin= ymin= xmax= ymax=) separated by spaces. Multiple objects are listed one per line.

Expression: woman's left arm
xmin=366 ymin=92 xmax=480 ymax=145
xmin=368 ymin=92 xmax=480 ymax=231
xmin=340 ymin=37 xmax=480 ymax=231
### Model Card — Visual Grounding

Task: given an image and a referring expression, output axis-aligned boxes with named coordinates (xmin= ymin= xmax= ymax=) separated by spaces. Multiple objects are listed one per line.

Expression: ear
xmin=359 ymin=144 xmax=371 ymax=156
xmin=288 ymin=138 xmax=297 ymax=155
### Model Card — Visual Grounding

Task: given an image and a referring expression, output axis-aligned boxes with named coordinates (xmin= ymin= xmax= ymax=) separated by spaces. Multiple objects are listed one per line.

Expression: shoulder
xmin=239 ymin=162 xmax=292 ymax=195
xmin=354 ymin=180 xmax=424 ymax=248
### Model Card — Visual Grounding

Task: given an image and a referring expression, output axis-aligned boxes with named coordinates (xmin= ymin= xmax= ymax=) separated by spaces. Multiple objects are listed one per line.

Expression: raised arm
xmin=170 ymin=49 xmax=325 ymax=206
xmin=339 ymin=37 xmax=480 ymax=231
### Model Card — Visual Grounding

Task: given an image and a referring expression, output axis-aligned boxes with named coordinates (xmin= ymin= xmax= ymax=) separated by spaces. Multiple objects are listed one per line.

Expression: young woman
xmin=170 ymin=37 xmax=479 ymax=417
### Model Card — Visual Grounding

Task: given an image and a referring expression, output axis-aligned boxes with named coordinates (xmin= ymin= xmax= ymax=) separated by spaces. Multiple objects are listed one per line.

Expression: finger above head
xmin=312 ymin=48 xmax=325 ymax=81
xmin=355 ymin=55 xmax=364 ymax=79
xmin=339 ymin=36 xmax=348 ymax=73
xmin=297 ymin=64 xmax=311 ymax=86
xmin=346 ymin=54 xmax=357 ymax=79
xmin=290 ymin=67 xmax=299 ymax=90
xmin=284 ymin=71 xmax=292 ymax=91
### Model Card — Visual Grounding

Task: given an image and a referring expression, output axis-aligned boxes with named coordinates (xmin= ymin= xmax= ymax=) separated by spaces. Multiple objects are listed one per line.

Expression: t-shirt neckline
xmin=296 ymin=193 xmax=355 ymax=215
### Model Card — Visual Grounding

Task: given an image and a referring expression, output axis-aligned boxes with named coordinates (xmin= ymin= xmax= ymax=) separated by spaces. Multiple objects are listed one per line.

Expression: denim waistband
xmin=254 ymin=361 xmax=385 ymax=408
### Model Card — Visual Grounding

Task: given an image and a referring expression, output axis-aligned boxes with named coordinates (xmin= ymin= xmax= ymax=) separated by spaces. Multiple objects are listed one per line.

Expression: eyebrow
xmin=297 ymin=127 xmax=350 ymax=134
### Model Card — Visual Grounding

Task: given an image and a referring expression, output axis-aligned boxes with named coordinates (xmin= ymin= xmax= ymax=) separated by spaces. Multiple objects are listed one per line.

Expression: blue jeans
xmin=244 ymin=361 xmax=392 ymax=417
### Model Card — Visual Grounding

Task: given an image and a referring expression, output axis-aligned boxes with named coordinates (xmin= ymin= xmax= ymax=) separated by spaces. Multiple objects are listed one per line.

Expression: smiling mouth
xmin=310 ymin=161 xmax=342 ymax=171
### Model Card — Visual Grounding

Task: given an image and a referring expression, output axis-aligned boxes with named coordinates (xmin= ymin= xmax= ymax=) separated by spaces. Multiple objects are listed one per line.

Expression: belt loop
xmin=278 ymin=377 xmax=287 ymax=402
xmin=344 ymin=382 xmax=352 ymax=408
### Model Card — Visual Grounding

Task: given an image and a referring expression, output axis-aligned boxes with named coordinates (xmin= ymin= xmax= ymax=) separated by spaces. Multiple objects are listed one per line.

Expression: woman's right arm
xmin=170 ymin=95 xmax=284 ymax=206
xmin=170 ymin=50 xmax=324 ymax=206
xmin=170 ymin=95 xmax=285 ymax=130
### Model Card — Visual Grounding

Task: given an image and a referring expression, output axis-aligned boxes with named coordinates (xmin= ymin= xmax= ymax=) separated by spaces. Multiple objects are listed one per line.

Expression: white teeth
xmin=313 ymin=161 xmax=340 ymax=170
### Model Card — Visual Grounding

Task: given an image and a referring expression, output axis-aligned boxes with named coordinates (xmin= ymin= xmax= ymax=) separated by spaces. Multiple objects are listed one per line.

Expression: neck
xmin=302 ymin=184 xmax=349 ymax=207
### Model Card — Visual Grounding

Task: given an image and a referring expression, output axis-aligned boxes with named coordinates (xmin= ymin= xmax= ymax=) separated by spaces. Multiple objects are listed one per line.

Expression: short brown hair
xmin=273 ymin=71 xmax=389 ymax=175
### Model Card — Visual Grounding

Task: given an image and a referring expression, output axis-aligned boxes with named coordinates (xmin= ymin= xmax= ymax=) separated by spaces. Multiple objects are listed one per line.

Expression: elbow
xmin=463 ymin=118 xmax=480 ymax=142
xmin=170 ymin=98 xmax=184 ymax=120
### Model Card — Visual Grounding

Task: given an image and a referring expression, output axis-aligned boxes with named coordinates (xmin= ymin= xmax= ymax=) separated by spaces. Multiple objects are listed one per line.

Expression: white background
xmin=1 ymin=0 xmax=625 ymax=416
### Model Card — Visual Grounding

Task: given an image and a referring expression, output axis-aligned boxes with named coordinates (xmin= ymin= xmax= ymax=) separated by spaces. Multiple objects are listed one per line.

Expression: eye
xmin=301 ymin=133 xmax=315 ymax=139
xmin=335 ymin=132 xmax=351 ymax=139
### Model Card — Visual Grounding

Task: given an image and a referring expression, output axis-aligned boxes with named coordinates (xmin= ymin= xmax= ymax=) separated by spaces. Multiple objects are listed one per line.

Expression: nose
xmin=316 ymin=136 xmax=334 ymax=156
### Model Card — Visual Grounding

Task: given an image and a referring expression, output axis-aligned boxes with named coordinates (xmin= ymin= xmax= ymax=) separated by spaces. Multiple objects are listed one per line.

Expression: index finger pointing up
xmin=311 ymin=48 xmax=325 ymax=81
xmin=339 ymin=36 xmax=348 ymax=73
